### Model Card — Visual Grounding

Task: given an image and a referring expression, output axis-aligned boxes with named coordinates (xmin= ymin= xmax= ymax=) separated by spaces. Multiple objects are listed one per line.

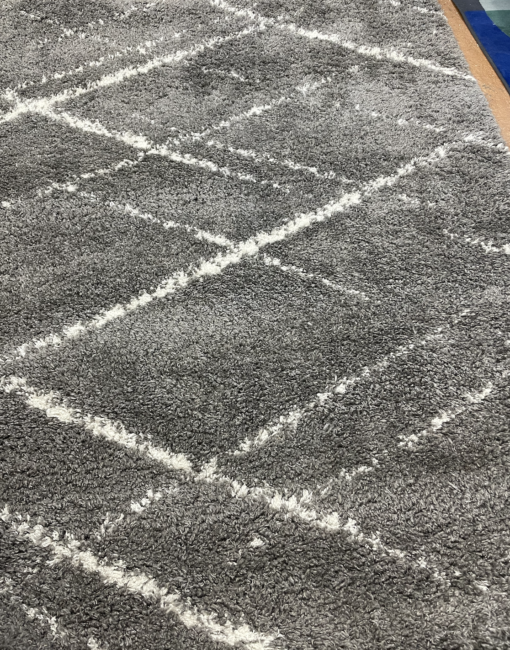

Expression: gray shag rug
xmin=1 ymin=0 xmax=510 ymax=648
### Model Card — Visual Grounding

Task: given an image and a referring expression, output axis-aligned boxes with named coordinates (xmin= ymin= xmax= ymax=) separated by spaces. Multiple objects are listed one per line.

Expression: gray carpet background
xmin=1 ymin=0 xmax=510 ymax=648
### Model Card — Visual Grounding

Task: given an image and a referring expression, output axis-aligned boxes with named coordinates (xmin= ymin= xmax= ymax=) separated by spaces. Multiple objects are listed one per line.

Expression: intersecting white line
xmin=104 ymin=198 xmax=365 ymax=295
xmin=210 ymin=0 xmax=474 ymax=80
xmin=2 ymin=139 xmax=465 ymax=367
xmin=0 ymin=377 xmax=441 ymax=575
xmin=34 ymin=88 xmax=454 ymax=203
xmin=27 ymin=106 xmax=289 ymax=192
xmin=1 ymin=330 xmax=495 ymax=589
xmin=33 ymin=75 xmax=339 ymax=198
xmin=1 ymin=507 xmax=281 ymax=650
xmin=0 ymin=25 xmax=263 ymax=125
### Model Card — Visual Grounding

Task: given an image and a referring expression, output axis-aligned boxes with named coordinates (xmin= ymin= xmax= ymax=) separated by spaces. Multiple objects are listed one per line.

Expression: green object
xmin=486 ymin=9 xmax=510 ymax=37
xmin=479 ymin=0 xmax=510 ymax=10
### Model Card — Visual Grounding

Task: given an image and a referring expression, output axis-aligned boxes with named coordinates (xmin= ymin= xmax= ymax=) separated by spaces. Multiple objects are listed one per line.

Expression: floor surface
xmin=439 ymin=0 xmax=510 ymax=145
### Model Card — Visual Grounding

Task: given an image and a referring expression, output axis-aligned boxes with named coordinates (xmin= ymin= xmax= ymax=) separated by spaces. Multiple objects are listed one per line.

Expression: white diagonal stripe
xmin=2 ymin=139 xmax=470 ymax=366
xmin=444 ymin=229 xmax=510 ymax=255
xmin=173 ymin=76 xmax=330 ymax=145
xmin=0 ymin=574 xmax=106 ymax=649
xmin=232 ymin=320 xmax=462 ymax=456
xmin=124 ymin=203 xmax=235 ymax=248
xmin=262 ymin=254 xmax=368 ymax=299
xmin=90 ymin=196 xmax=235 ymax=248
xmin=9 ymin=35 xmax=170 ymax=92
xmin=0 ymin=25 xmax=263 ymax=120
xmin=320 ymin=374 xmax=501 ymax=493
xmin=1 ymin=507 xmax=280 ymax=650
xmin=40 ymin=154 xmax=147 ymax=197
xmin=352 ymin=103 xmax=446 ymax=133
xmin=382 ymin=0 xmax=446 ymax=18
xmin=0 ymin=577 xmax=66 ymax=640
xmin=0 ymin=376 xmax=193 ymax=474
xmin=46 ymin=189 xmax=363 ymax=300
xmin=180 ymin=95 xmax=291 ymax=142
xmin=399 ymin=382 xmax=495 ymax=448
xmin=184 ymin=135 xmax=347 ymax=182
xmin=210 ymin=0 xmax=474 ymax=80
xmin=39 ymin=77 xmax=337 ymax=198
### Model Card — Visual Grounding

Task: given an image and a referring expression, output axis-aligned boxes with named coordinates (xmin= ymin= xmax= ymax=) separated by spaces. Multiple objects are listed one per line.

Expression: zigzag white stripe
xmin=210 ymin=0 xmax=474 ymax=80
xmin=2 ymin=139 xmax=469 ymax=365
xmin=444 ymin=229 xmax=510 ymax=255
xmin=1 ymin=507 xmax=279 ymax=650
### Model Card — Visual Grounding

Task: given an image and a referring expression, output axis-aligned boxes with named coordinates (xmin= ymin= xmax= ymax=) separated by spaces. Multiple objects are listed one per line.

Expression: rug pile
xmin=1 ymin=0 xmax=510 ymax=648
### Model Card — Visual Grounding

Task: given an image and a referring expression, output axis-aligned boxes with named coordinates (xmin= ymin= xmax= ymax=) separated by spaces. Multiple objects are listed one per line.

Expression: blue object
xmin=465 ymin=10 xmax=510 ymax=87
xmin=453 ymin=0 xmax=510 ymax=93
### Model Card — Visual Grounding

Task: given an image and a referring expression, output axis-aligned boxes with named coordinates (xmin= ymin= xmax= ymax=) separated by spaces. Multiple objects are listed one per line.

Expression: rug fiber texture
xmin=1 ymin=0 xmax=510 ymax=648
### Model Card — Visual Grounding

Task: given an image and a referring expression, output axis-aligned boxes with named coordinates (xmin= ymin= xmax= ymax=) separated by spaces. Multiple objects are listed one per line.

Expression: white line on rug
xmin=0 ymin=379 xmax=437 ymax=572
xmin=9 ymin=35 xmax=170 ymax=92
xmin=398 ymin=382 xmax=495 ymax=448
xmin=444 ymin=230 xmax=510 ymax=255
xmin=209 ymin=0 xmax=474 ymax=80
xmin=319 ymin=376 xmax=500 ymax=492
xmin=231 ymin=323 xmax=453 ymax=455
xmin=261 ymin=255 xmax=368 ymax=299
xmin=0 ymin=575 xmax=107 ymax=649
xmin=33 ymin=106 xmax=289 ymax=192
xmin=1 ymin=507 xmax=281 ymax=650
xmin=0 ymin=25 xmax=263 ymax=125
xmin=2 ymin=140 xmax=463 ymax=366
